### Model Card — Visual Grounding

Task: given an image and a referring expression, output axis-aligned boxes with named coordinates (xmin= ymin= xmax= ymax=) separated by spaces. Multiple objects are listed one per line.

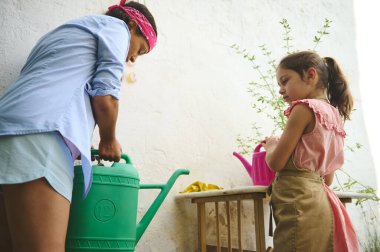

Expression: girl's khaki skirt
xmin=270 ymin=159 xmax=334 ymax=252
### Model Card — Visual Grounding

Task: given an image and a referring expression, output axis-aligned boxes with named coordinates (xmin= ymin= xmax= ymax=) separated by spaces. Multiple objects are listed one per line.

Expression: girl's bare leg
xmin=2 ymin=178 xmax=70 ymax=252
xmin=0 ymin=190 xmax=12 ymax=251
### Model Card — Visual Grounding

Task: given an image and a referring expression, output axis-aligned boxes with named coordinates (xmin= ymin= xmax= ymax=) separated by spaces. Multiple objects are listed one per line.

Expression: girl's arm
xmin=324 ymin=172 xmax=335 ymax=186
xmin=264 ymin=104 xmax=314 ymax=171
xmin=91 ymin=95 xmax=122 ymax=162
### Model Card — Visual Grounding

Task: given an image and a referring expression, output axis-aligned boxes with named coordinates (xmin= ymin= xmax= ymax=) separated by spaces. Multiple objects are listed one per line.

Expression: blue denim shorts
xmin=0 ymin=132 xmax=74 ymax=202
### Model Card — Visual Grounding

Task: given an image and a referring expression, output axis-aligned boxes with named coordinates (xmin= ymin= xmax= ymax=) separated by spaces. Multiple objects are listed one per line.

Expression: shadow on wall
xmin=174 ymin=200 xmax=198 ymax=252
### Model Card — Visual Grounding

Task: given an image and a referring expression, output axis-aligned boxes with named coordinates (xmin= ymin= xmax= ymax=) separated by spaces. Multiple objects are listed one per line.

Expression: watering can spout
xmin=233 ymin=152 xmax=253 ymax=176
xmin=136 ymin=169 xmax=190 ymax=243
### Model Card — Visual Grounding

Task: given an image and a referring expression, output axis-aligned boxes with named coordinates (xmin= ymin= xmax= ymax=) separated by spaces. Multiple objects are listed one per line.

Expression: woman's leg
xmin=0 ymin=189 xmax=12 ymax=251
xmin=2 ymin=178 xmax=70 ymax=252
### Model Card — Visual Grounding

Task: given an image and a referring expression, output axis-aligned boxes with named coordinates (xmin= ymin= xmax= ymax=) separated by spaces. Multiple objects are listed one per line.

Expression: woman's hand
xmin=98 ymin=138 xmax=122 ymax=162
xmin=91 ymin=95 xmax=121 ymax=162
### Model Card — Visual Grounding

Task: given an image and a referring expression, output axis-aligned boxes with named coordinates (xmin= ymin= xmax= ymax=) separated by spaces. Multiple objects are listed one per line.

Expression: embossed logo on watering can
xmin=94 ymin=199 xmax=116 ymax=222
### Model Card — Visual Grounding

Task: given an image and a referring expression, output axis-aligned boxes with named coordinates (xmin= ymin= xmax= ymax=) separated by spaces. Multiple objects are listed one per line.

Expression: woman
xmin=0 ymin=1 xmax=157 ymax=251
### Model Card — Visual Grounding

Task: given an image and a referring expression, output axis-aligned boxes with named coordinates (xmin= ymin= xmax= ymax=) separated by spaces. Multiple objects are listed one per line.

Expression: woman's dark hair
xmin=105 ymin=1 xmax=157 ymax=38
xmin=278 ymin=51 xmax=353 ymax=120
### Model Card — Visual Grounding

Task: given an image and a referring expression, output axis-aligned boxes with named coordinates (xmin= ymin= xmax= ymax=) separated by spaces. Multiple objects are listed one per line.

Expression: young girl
xmin=263 ymin=51 xmax=359 ymax=251
xmin=0 ymin=1 xmax=157 ymax=251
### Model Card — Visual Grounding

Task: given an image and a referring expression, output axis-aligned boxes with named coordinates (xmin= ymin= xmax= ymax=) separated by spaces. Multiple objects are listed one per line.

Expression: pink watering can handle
xmin=254 ymin=143 xmax=264 ymax=153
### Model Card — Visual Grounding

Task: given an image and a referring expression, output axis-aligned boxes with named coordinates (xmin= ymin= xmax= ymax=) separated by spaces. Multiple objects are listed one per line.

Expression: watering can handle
xmin=136 ymin=168 xmax=190 ymax=243
xmin=90 ymin=149 xmax=132 ymax=164
xmin=254 ymin=143 xmax=264 ymax=153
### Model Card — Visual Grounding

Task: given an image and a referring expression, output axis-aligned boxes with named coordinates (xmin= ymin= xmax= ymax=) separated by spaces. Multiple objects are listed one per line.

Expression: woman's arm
xmin=263 ymin=104 xmax=314 ymax=171
xmin=91 ymin=95 xmax=122 ymax=161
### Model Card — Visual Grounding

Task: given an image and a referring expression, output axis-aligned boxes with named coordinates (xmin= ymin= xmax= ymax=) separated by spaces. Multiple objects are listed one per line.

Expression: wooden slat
xmin=206 ymin=245 xmax=255 ymax=252
xmin=237 ymin=200 xmax=242 ymax=252
xmin=215 ymin=202 xmax=221 ymax=252
xmin=339 ymin=198 xmax=352 ymax=208
xmin=226 ymin=201 xmax=232 ymax=252
xmin=197 ymin=203 xmax=207 ymax=252
xmin=192 ymin=192 xmax=267 ymax=204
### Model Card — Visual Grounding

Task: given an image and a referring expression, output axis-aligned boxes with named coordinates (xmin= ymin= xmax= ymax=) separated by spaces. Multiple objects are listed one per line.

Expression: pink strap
xmin=108 ymin=0 xmax=157 ymax=51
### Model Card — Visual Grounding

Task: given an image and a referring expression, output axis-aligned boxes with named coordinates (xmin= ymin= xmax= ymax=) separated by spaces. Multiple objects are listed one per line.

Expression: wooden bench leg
xmin=197 ymin=203 xmax=207 ymax=252
xmin=253 ymin=199 xmax=266 ymax=252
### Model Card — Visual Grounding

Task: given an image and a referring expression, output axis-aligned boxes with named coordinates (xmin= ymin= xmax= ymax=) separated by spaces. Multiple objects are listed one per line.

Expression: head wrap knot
xmin=108 ymin=0 xmax=157 ymax=52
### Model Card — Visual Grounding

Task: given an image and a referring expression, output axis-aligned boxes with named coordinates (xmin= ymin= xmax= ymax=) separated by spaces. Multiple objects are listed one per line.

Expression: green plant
xmin=232 ymin=18 xmax=379 ymax=204
xmin=358 ymin=203 xmax=380 ymax=251
xmin=332 ymin=169 xmax=379 ymax=205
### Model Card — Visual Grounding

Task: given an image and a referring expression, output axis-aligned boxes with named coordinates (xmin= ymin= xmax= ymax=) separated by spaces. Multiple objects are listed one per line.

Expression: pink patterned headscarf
xmin=108 ymin=0 xmax=157 ymax=52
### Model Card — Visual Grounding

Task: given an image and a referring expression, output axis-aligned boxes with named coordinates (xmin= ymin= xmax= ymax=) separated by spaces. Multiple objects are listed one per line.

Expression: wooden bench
xmin=176 ymin=186 xmax=370 ymax=252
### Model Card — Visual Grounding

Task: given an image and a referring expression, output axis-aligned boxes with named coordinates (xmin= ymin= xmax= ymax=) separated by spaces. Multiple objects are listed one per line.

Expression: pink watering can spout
xmin=232 ymin=151 xmax=253 ymax=176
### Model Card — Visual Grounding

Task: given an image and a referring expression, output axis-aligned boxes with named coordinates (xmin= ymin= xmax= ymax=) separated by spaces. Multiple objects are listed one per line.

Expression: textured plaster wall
xmin=0 ymin=0 xmax=378 ymax=251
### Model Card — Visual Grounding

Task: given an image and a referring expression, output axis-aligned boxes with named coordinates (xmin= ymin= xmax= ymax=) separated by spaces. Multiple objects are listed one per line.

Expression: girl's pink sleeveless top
xmin=284 ymin=99 xmax=346 ymax=176
xmin=285 ymin=99 xmax=359 ymax=252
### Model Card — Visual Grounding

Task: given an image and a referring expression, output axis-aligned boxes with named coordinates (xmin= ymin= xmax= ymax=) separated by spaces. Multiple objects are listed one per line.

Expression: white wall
xmin=1 ymin=0 xmax=378 ymax=251
xmin=354 ymin=0 xmax=380 ymax=195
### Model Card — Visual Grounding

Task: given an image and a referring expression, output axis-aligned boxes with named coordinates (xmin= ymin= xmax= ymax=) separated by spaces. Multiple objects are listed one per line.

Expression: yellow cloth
xmin=180 ymin=181 xmax=223 ymax=193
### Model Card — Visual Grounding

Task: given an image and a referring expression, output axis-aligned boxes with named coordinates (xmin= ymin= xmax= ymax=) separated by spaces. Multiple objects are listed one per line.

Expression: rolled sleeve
xmin=87 ymin=20 xmax=130 ymax=100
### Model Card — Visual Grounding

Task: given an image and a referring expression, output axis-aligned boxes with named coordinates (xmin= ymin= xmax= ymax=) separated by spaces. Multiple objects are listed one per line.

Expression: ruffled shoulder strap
xmin=284 ymin=99 xmax=346 ymax=137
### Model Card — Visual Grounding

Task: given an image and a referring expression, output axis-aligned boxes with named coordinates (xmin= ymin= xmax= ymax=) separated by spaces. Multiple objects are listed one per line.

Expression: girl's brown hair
xmin=278 ymin=51 xmax=353 ymax=120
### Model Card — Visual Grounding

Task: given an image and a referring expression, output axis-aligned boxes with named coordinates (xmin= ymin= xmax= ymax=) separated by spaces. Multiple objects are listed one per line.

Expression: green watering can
xmin=66 ymin=150 xmax=189 ymax=251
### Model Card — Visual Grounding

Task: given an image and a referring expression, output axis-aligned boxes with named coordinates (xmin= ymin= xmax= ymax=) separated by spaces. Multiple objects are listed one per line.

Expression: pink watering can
xmin=233 ymin=144 xmax=276 ymax=186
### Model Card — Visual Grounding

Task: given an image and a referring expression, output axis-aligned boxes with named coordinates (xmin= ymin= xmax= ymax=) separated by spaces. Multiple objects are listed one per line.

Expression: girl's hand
xmin=261 ymin=136 xmax=280 ymax=153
